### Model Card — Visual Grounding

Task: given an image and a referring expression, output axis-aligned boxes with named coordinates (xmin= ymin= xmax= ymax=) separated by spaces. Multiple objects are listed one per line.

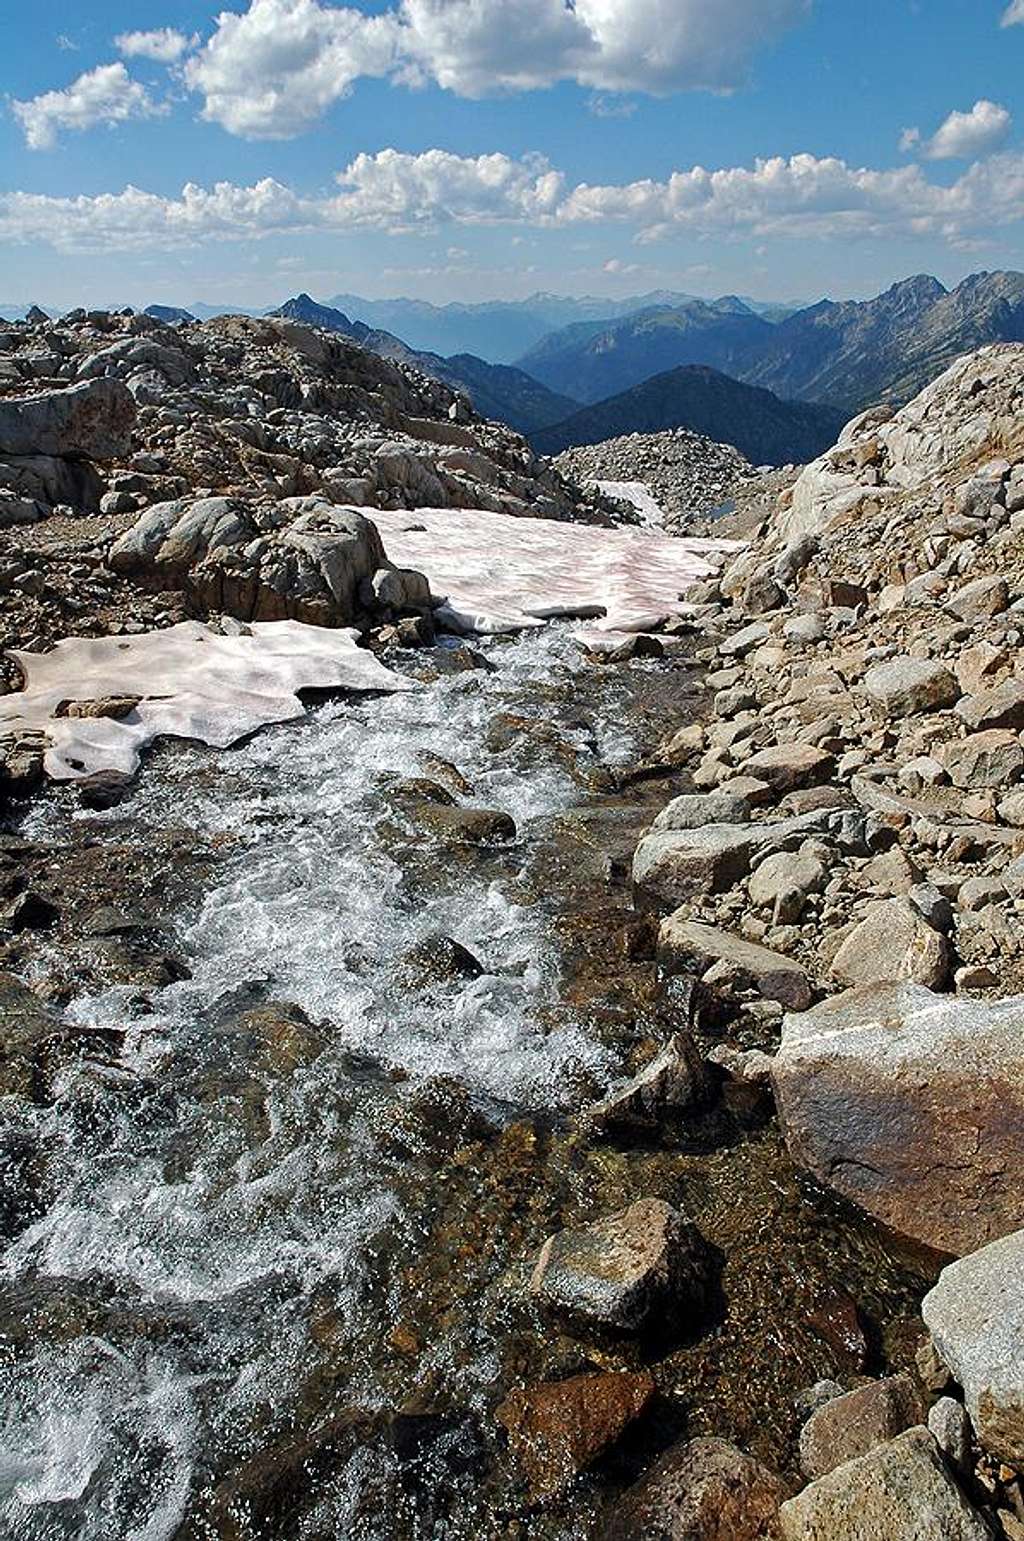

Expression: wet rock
xmin=0 ymin=736 xmax=45 ymax=800
xmin=410 ymin=802 xmax=516 ymax=846
xmin=75 ymin=768 xmax=135 ymax=809
xmin=400 ymin=935 xmax=485 ymax=987
xmin=0 ymin=973 xmax=109 ymax=1103
xmin=585 ymin=1031 xmax=709 ymax=1136
xmin=602 ymin=1436 xmax=787 ymax=1541
xmin=922 ymin=1228 xmax=1024 ymax=1466
xmin=772 ymin=982 xmax=1024 ymax=1255
xmin=659 ymin=917 xmax=812 ymax=1010
xmin=497 ymin=1370 xmax=654 ymax=1499
xmin=0 ymin=1124 xmax=48 ymax=1240
xmin=0 ymin=377 xmax=136 ymax=459
xmin=831 ymin=898 xmax=950 ymax=989
xmin=529 ymin=1197 xmax=713 ymax=1336
xmin=777 ymin=1427 xmax=989 ymax=1539
xmin=863 ymin=658 xmax=960 ymax=717
xmin=1 ymin=889 xmax=59 ymax=931
xmin=798 ymin=1374 xmax=924 ymax=1480
xmin=741 ymin=744 xmax=835 ymax=795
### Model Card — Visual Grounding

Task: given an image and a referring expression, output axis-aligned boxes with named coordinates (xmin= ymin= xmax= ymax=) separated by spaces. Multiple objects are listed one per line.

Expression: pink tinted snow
xmin=372 ymin=506 xmax=740 ymax=637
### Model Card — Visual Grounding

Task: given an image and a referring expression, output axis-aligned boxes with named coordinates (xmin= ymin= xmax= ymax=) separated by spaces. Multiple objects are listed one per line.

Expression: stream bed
xmin=0 ymin=627 xmax=929 ymax=1540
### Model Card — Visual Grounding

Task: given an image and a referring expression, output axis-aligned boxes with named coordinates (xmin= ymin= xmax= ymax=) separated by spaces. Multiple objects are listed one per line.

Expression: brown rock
xmin=799 ymin=1374 xmax=924 ymax=1480
xmin=658 ymin=917 xmax=812 ymax=1010
xmin=957 ymin=681 xmax=1024 ymax=733
xmin=778 ymin=1427 xmax=989 ymax=1539
xmin=941 ymin=729 xmax=1024 ymax=790
xmin=742 ymin=743 xmax=836 ymax=794
xmin=497 ymin=1371 xmax=654 ymax=1498
xmin=946 ymin=574 xmax=1010 ymax=622
xmin=772 ymin=982 xmax=1024 ymax=1255
xmin=602 ymin=1436 xmax=787 ymax=1541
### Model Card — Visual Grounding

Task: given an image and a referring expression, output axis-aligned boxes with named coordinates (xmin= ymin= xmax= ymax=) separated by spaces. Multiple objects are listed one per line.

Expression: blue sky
xmin=3 ymin=0 xmax=1024 ymax=312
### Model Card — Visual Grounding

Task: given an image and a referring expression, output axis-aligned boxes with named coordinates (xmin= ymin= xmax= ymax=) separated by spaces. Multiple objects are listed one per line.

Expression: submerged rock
xmin=529 ymin=1197 xmax=713 ymax=1336
xmin=584 ymin=1031 xmax=709 ymax=1136
xmin=497 ymin=1370 xmax=654 ymax=1498
xmin=772 ymin=982 xmax=1024 ymax=1255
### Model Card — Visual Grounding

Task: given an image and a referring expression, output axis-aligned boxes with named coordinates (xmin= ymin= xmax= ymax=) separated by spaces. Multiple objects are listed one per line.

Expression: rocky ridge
xmin=554 ymin=427 xmax=755 ymax=527
xmin=592 ymin=340 xmax=1024 ymax=1537
xmin=0 ymin=306 xmax=616 ymax=694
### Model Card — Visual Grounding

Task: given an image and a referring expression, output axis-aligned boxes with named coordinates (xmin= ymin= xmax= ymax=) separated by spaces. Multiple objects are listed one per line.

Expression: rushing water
xmin=0 ymin=628 xmax=643 ymax=1541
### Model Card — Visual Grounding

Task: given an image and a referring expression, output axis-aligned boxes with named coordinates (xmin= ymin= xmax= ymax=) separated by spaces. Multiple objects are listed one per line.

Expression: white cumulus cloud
xmin=902 ymin=99 xmax=1012 ymax=162
xmin=332 ymin=147 xmax=566 ymax=226
xmin=115 ymin=28 xmax=199 ymax=63
xmin=184 ymin=0 xmax=403 ymax=138
xmin=184 ymin=0 xmax=810 ymax=136
xmin=1001 ymin=0 xmax=1024 ymax=25
xmin=11 ymin=63 xmax=166 ymax=151
xmin=4 ymin=146 xmax=1024 ymax=252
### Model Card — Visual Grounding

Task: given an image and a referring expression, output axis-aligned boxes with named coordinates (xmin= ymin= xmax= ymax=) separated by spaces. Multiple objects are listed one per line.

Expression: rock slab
xmin=771 ymin=982 xmax=1024 ymax=1256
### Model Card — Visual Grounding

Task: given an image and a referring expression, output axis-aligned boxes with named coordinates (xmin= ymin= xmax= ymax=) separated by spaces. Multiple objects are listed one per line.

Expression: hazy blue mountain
xmin=736 ymin=271 xmax=1024 ymax=410
xmin=519 ymin=301 xmax=775 ymax=404
xmin=531 ymin=364 xmax=847 ymax=466
xmin=326 ymin=289 xmax=703 ymax=362
xmin=520 ymin=271 xmax=1024 ymax=416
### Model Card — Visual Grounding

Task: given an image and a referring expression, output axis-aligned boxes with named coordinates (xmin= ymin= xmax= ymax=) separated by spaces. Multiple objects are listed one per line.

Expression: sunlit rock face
xmin=371 ymin=505 xmax=740 ymax=636
xmin=0 ymin=620 xmax=417 ymax=781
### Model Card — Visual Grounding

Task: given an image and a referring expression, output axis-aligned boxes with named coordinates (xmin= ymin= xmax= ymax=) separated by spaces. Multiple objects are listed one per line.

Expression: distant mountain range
xmin=532 ymin=365 xmax=847 ymax=465
xmin=519 ymin=298 xmax=773 ymax=405
xmin=271 ymin=294 xmax=579 ymax=435
xmin=324 ymin=289 xmax=803 ymax=363
xmin=11 ymin=272 xmax=1024 ymax=471
xmin=518 ymin=272 xmax=1024 ymax=415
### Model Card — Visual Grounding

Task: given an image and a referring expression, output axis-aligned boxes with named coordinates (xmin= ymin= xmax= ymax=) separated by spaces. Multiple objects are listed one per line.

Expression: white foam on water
xmin=1 ymin=625 xmax=634 ymax=1539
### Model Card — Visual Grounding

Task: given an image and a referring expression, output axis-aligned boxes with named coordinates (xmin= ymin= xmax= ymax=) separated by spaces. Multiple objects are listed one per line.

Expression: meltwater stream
xmin=0 ymin=627 xmax=644 ymax=1541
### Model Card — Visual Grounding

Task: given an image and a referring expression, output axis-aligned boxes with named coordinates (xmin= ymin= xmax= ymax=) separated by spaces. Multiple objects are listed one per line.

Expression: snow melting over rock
xmin=594 ymin=480 xmax=666 ymax=527
xmin=372 ymin=505 xmax=739 ymax=635
xmin=1 ymin=619 xmax=416 ymax=781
